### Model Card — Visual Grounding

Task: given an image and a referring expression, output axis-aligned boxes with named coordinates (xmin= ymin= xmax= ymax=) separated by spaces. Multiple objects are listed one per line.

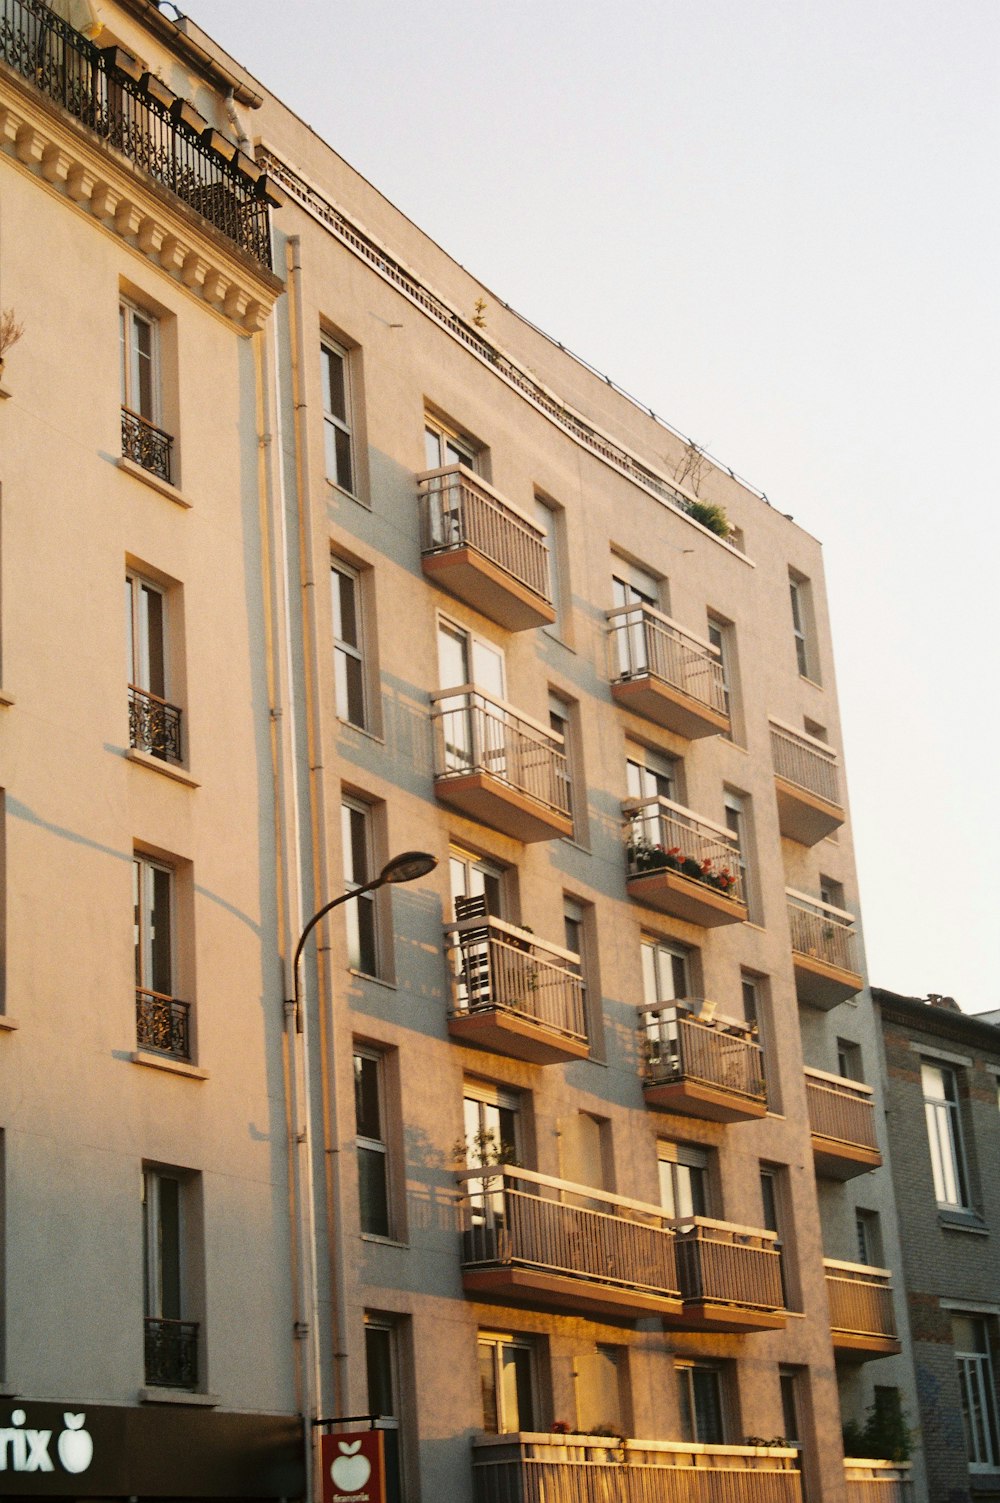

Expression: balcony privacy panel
xmin=825 ymin=1261 xmax=898 ymax=1343
xmin=673 ymin=1221 xmax=784 ymax=1313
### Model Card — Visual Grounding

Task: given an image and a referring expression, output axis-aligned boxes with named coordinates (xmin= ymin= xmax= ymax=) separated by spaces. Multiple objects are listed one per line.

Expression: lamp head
xmin=378 ymin=851 xmax=437 ymax=886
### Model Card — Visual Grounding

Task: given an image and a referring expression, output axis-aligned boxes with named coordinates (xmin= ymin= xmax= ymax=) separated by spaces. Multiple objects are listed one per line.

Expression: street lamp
xmin=288 ymin=849 xmax=438 ymax=1018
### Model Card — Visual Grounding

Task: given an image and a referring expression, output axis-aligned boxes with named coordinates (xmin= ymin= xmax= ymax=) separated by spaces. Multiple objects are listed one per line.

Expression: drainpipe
xmin=224 ymin=88 xmax=251 ymax=154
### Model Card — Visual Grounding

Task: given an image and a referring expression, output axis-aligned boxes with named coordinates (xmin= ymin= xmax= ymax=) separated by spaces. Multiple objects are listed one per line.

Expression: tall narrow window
xmin=120 ymin=299 xmax=171 ymax=482
xmin=126 ymin=572 xmax=182 ymax=764
xmin=789 ymin=573 xmax=819 ymax=681
xmin=134 ymin=854 xmax=189 ymax=1061
xmin=478 ymin=1332 xmax=538 ymax=1433
xmin=331 ymin=561 xmax=366 ymax=727
xmin=549 ymin=690 xmax=580 ymax=838
xmin=954 ymin=1316 xmax=1000 ymax=1470
xmin=922 ymin=1061 xmax=970 ymax=1208
xmin=533 ymin=495 xmax=566 ymax=634
xmin=366 ymin=1316 xmax=408 ymax=1503
xmin=658 ymin=1142 xmax=709 ymax=1221
xmin=677 ymin=1363 xmax=725 ymax=1444
xmin=143 ymin=1166 xmax=198 ymax=1390
xmin=760 ymin=1165 xmax=790 ymax=1307
xmin=626 ymin=743 xmax=677 ymax=804
xmin=707 ymin=617 xmax=732 ymax=718
xmin=342 ymin=798 xmax=378 ymax=975
xmin=355 ymin=1048 xmax=392 ymax=1238
xmin=642 ymin=937 xmax=691 ymax=1005
xmin=778 ymin=1368 xmax=802 ymax=1452
xmin=723 ymin=789 xmax=752 ymax=914
xmin=575 ymin=1345 xmax=626 ymax=1436
xmin=855 ymin=1209 xmax=883 ymax=1267
xmin=450 ymin=846 xmax=506 ymax=919
xmin=322 ymin=341 xmax=355 ymax=495
xmin=611 ymin=562 xmax=660 ymax=677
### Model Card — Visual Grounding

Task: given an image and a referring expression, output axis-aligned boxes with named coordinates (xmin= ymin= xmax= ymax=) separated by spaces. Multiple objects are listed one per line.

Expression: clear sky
xmin=191 ymin=0 xmax=1000 ymax=1013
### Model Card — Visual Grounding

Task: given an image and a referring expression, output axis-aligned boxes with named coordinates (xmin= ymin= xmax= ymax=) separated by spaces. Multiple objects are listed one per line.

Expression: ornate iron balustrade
xmin=418 ymin=465 xmax=551 ymax=602
xmin=136 ymin=986 xmax=191 ymax=1061
xmin=608 ymin=602 xmax=727 ymax=712
xmin=786 ymin=893 xmax=859 ymax=974
xmin=129 ymin=684 xmax=182 ymax=763
xmin=1 ymin=0 xmax=272 ymax=266
xmin=642 ymin=1001 xmax=765 ymax=1105
xmin=458 ymin=1166 xmax=680 ymax=1301
xmin=446 ymin=914 xmax=587 ymax=1044
xmin=472 ymin=1434 xmax=803 ymax=1503
xmin=804 ymin=1068 xmax=878 ymax=1152
xmin=770 ymin=719 xmax=841 ymax=804
xmin=431 ymin=685 xmax=571 ymax=819
xmin=672 ymin=1218 xmax=784 ymax=1313
xmin=626 ymin=796 xmax=745 ymax=904
xmin=824 ymin=1260 xmax=898 ymax=1344
xmin=121 ymin=406 xmax=173 ymax=484
xmin=143 ymin=1315 xmax=199 ymax=1389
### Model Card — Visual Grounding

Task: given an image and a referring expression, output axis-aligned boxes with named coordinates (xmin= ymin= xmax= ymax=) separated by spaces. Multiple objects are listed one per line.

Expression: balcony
xmin=805 ymin=1068 xmax=881 ymax=1179
xmin=770 ymin=720 xmax=845 ymax=845
xmin=640 ymin=1001 xmax=767 ymax=1123
xmin=136 ymin=987 xmax=191 ymax=1062
xmin=457 ymin=1166 xmax=683 ymax=1321
xmin=625 ymin=798 xmax=748 ymax=927
xmin=844 ymin=1459 xmax=913 ymax=1501
xmin=0 ymin=0 xmax=275 ymax=267
xmin=122 ymin=407 xmax=174 ymax=485
xmin=607 ymin=603 xmax=729 ymax=738
xmin=787 ymin=891 xmax=863 ymax=1007
xmin=824 ymin=1260 xmax=901 ymax=1359
xmin=418 ymin=466 xmax=554 ymax=630
xmin=432 ymin=686 xmax=572 ymax=842
xmin=129 ymin=685 xmax=183 ymax=764
xmin=672 ymin=1217 xmax=787 ymax=1332
xmin=143 ymin=1316 xmax=199 ymax=1389
xmin=445 ymin=912 xmax=589 ymax=1065
xmin=472 ymin=1434 xmax=803 ymax=1503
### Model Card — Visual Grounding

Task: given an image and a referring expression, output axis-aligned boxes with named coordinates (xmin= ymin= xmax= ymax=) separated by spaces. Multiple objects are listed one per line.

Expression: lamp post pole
xmin=286 ymin=850 xmax=437 ymax=1502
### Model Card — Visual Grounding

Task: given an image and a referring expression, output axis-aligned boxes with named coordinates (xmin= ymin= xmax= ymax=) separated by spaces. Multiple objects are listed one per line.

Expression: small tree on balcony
xmin=842 ymin=1388 xmax=912 ymax=1462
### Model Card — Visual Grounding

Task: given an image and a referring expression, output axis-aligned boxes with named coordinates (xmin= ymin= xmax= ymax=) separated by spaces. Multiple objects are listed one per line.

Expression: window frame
xmin=331 ymin=558 xmax=368 ymax=729
xmin=954 ymin=1315 xmax=1000 ymax=1471
xmin=341 ymin=796 xmax=381 ymax=978
xmin=477 ymin=1330 xmax=540 ymax=1435
xmin=141 ymin=1163 xmax=202 ymax=1391
xmin=120 ymin=295 xmax=161 ymax=425
xmin=676 ymin=1360 xmax=726 ymax=1445
xmin=922 ymin=1060 xmax=971 ymax=1209
xmin=365 ymin=1313 xmax=410 ymax=1503
xmin=354 ymin=1046 xmax=394 ymax=1240
xmin=322 ymin=338 xmax=357 ymax=497
xmin=424 ymin=413 xmax=479 ymax=474
xmin=642 ymin=935 xmax=692 ymax=1006
xmin=658 ymin=1141 xmax=710 ymax=1222
xmin=133 ymin=851 xmax=175 ymax=1002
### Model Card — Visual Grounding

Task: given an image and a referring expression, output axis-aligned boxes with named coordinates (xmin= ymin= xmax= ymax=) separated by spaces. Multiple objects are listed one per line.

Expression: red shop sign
xmin=320 ymin=1429 xmax=385 ymax=1503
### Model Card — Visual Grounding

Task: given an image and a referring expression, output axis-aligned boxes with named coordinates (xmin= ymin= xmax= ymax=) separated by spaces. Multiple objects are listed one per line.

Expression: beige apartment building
xmin=1 ymin=2 xmax=924 ymax=1500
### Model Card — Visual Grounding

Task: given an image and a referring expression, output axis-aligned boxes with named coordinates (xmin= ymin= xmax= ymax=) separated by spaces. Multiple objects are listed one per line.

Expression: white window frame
xmin=658 ymin=1141 xmax=710 ymax=1222
xmin=954 ymin=1316 xmax=1000 ymax=1471
xmin=322 ymin=339 xmax=356 ymax=495
xmin=449 ymin=845 xmax=506 ymax=919
xmin=120 ymin=296 xmax=160 ymax=424
xmin=477 ymin=1331 xmax=538 ymax=1434
xmin=424 ymin=413 xmax=478 ymax=473
xmin=626 ymin=743 xmax=677 ymax=804
xmin=354 ymin=1046 xmax=393 ymax=1239
xmin=365 ymin=1315 xmax=407 ymax=1497
xmin=331 ymin=559 xmax=367 ymax=728
xmin=341 ymin=797 xmax=380 ymax=976
xmin=142 ymin=1166 xmax=185 ymax=1321
xmin=642 ymin=936 xmax=691 ymax=1007
xmin=922 ymin=1060 xmax=971 ymax=1209
xmin=133 ymin=852 xmax=175 ymax=1001
xmin=126 ymin=571 xmax=169 ymax=703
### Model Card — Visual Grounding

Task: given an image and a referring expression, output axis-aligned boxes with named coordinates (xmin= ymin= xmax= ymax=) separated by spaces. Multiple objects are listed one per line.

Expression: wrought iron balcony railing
xmin=418 ymin=465 xmax=551 ymax=605
xmin=129 ymin=685 xmax=183 ymax=764
xmin=121 ymin=407 xmax=173 ymax=484
xmin=446 ymin=913 xmax=587 ymax=1049
xmin=769 ymin=719 xmax=841 ymax=805
xmin=472 ymin=1434 xmax=803 ymax=1503
xmin=608 ymin=602 xmax=727 ymax=713
xmin=143 ymin=1315 xmax=199 ymax=1389
xmin=136 ymin=986 xmax=191 ymax=1062
xmin=787 ymin=891 xmax=859 ymax=974
xmin=1 ymin=0 xmax=273 ymax=266
xmin=431 ymin=685 xmax=571 ymax=825
xmin=824 ymin=1260 xmax=899 ymax=1349
xmin=641 ymin=1001 xmax=766 ymax=1109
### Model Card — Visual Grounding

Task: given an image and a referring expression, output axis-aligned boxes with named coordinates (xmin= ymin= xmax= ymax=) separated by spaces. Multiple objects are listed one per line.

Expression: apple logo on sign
xmin=330 ymin=1439 xmax=371 ymax=1493
xmin=57 ymin=1414 xmax=94 ymax=1474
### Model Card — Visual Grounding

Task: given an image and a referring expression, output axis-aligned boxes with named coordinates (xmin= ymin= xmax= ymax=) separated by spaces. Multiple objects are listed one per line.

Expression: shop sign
xmin=320 ymin=1429 xmax=385 ymax=1503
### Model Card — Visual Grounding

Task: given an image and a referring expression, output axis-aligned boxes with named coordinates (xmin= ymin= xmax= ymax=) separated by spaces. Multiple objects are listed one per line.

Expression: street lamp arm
xmin=291 ymin=881 xmax=379 ymax=981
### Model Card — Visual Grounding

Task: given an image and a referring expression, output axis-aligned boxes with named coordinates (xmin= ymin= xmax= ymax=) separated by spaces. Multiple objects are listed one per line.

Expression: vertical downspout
xmin=285 ymin=235 xmax=349 ymax=1417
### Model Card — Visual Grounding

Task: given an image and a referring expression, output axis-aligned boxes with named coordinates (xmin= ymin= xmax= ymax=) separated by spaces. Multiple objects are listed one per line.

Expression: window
xmin=478 ymin=1332 xmax=538 ymax=1433
xmin=677 ymin=1362 xmax=725 ymax=1444
xmin=575 ymin=1345 xmax=627 ymax=1436
xmin=549 ymin=690 xmax=580 ymax=838
xmin=533 ymin=494 xmax=567 ymax=636
xmin=855 ymin=1209 xmax=883 ymax=1267
xmin=658 ymin=1142 xmax=709 ymax=1221
xmin=366 ymin=1315 xmax=409 ymax=1503
xmin=120 ymin=296 xmax=172 ymax=483
xmin=707 ymin=616 xmax=733 ymax=718
xmin=778 ymin=1367 xmax=803 ymax=1452
xmin=723 ymin=789 xmax=752 ymax=914
xmin=642 ymin=936 xmax=691 ymax=1005
xmin=342 ymin=797 xmax=378 ymax=975
xmin=0 ymin=790 xmax=6 ymax=1017
xmin=331 ymin=560 xmax=368 ymax=728
xmin=450 ymin=846 xmax=506 ymax=919
xmin=760 ymin=1165 xmax=791 ymax=1307
xmin=134 ymin=853 xmax=190 ymax=1061
xmin=142 ymin=1166 xmax=199 ymax=1389
xmin=437 ymin=619 xmax=505 ymax=774
xmin=837 ymin=1038 xmax=863 ymax=1081
xmin=126 ymin=571 xmax=182 ymax=764
xmin=954 ymin=1316 xmax=1000 ymax=1470
xmin=424 ymin=415 xmax=478 ymax=473
xmin=463 ymin=1081 xmax=521 ymax=1171
xmin=789 ymin=572 xmax=819 ymax=682
xmin=355 ymin=1048 xmax=393 ymax=1238
xmin=322 ymin=341 xmax=355 ymax=495
xmin=922 ymin=1061 xmax=970 ymax=1208
xmin=626 ymin=743 xmax=678 ymax=804
xmin=611 ymin=561 xmax=661 ymax=678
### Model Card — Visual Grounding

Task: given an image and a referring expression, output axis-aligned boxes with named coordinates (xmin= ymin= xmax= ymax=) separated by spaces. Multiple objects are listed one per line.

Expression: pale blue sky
xmin=192 ymin=0 xmax=1000 ymax=1013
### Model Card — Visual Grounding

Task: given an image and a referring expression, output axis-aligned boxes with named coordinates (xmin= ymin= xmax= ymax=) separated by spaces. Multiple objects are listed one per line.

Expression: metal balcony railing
xmin=804 ymin=1068 xmax=878 ymax=1153
xmin=472 ymin=1434 xmax=803 ymax=1503
xmin=129 ymin=685 xmax=183 ymax=764
xmin=143 ymin=1315 xmax=199 ymax=1389
xmin=432 ymin=686 xmax=571 ymax=820
xmin=673 ymin=1217 xmax=784 ymax=1313
xmin=843 ymin=1459 xmax=913 ymax=1501
xmin=446 ymin=915 xmax=587 ymax=1046
xmin=824 ymin=1260 xmax=898 ymax=1344
xmin=608 ymin=602 xmax=727 ymax=713
xmin=786 ymin=892 xmax=859 ymax=974
xmin=1 ymin=0 xmax=272 ymax=266
xmin=135 ymin=986 xmax=191 ymax=1062
xmin=418 ymin=465 xmax=551 ymax=603
xmin=626 ymin=797 xmax=745 ymax=904
xmin=121 ymin=407 xmax=173 ymax=484
xmin=769 ymin=719 xmax=841 ymax=805
xmin=458 ymin=1166 xmax=680 ymax=1302
xmin=642 ymin=1002 xmax=765 ymax=1106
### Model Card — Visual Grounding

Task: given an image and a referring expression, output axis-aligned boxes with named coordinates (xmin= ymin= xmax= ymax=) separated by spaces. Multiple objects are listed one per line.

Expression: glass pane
xmin=354 ymin=1054 xmax=382 ymax=1138
xmin=659 ymin=1159 xmax=677 ymax=1219
xmin=437 ymin=624 xmax=468 ymax=688
xmin=132 ymin=313 xmax=155 ymax=419
xmin=333 ymin=569 xmax=359 ymax=647
xmin=358 ymin=1145 xmax=390 ymax=1237
xmin=471 ymin=638 xmax=504 ymax=700
xmin=424 ymin=426 xmax=442 ymax=470
xmin=157 ymin=1175 xmax=182 ymax=1320
xmin=323 ymin=347 xmax=347 ymax=420
xmin=335 ymin=427 xmax=354 ymax=493
xmin=366 ymin=1325 xmax=395 ymax=1416
xmin=133 ymin=858 xmax=142 ymax=987
xmin=342 ymin=653 xmax=365 ymax=726
xmin=500 ymin=1345 xmax=533 ymax=1433
xmin=692 ymin=1367 xmax=724 ymax=1444
xmin=478 ymin=1343 xmax=499 ymax=1433
xmin=142 ymin=585 xmax=165 ymax=699
xmin=150 ymin=865 xmax=172 ymax=996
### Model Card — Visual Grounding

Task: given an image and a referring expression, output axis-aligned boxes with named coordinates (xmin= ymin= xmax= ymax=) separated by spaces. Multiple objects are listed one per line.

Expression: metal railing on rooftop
xmin=770 ymin=720 xmax=841 ymax=805
xmin=1 ymin=0 xmax=272 ymax=266
xmin=418 ymin=465 xmax=551 ymax=603
xmin=431 ymin=686 xmax=570 ymax=820
xmin=446 ymin=914 xmax=587 ymax=1046
xmin=608 ymin=603 xmax=727 ymax=715
xmin=641 ymin=1002 xmax=765 ymax=1106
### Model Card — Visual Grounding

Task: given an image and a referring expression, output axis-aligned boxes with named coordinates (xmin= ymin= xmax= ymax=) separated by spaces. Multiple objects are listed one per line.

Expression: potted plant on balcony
xmin=626 ymin=835 xmax=738 ymax=897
